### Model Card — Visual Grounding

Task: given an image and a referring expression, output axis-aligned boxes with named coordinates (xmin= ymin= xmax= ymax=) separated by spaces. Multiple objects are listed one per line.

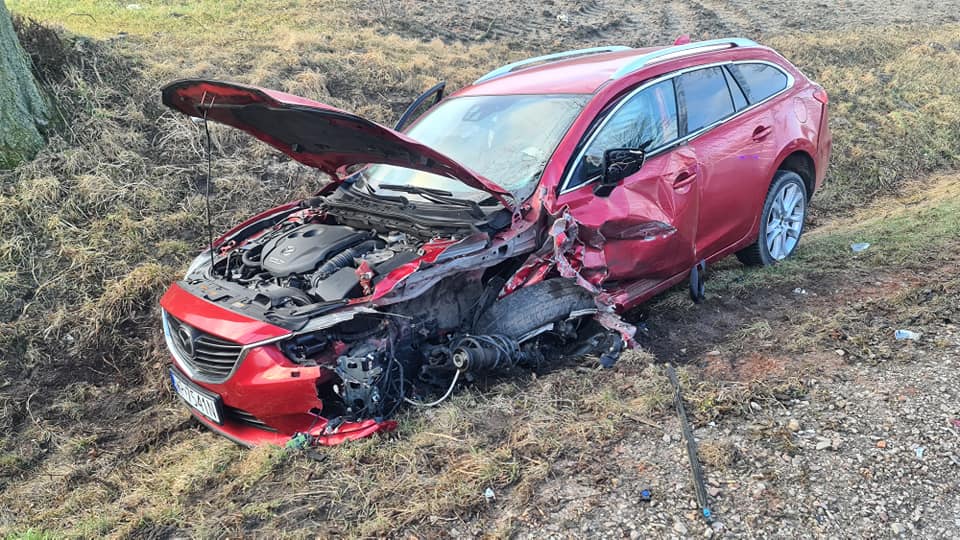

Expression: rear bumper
xmin=160 ymin=282 xmax=394 ymax=446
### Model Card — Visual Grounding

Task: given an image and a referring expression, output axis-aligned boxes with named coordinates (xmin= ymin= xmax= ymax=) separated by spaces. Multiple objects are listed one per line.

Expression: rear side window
xmin=728 ymin=63 xmax=789 ymax=103
xmin=567 ymin=79 xmax=679 ymax=189
xmin=675 ymin=67 xmax=735 ymax=134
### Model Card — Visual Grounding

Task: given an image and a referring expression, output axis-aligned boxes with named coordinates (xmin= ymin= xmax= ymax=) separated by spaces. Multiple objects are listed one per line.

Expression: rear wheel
xmin=736 ymin=171 xmax=807 ymax=266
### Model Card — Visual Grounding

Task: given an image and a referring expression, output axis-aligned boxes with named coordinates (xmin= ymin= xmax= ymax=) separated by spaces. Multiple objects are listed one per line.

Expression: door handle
xmin=674 ymin=170 xmax=697 ymax=189
xmin=752 ymin=125 xmax=773 ymax=141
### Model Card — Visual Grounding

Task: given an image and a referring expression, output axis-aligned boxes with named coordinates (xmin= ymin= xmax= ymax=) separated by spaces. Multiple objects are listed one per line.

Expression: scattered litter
xmin=951 ymin=419 xmax=960 ymax=429
xmin=639 ymin=489 xmax=652 ymax=502
xmin=483 ymin=487 xmax=495 ymax=502
xmin=286 ymin=432 xmax=309 ymax=450
xmin=793 ymin=287 xmax=807 ymax=295
xmin=835 ymin=349 xmax=846 ymax=357
xmin=894 ymin=329 xmax=922 ymax=341
xmin=126 ymin=3 xmax=143 ymax=9
xmin=915 ymin=446 xmax=925 ymax=459
xmin=850 ymin=242 xmax=871 ymax=253
xmin=876 ymin=440 xmax=888 ymax=449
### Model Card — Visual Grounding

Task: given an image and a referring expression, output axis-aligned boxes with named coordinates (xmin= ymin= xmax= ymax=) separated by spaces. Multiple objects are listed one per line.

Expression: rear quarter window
xmin=728 ymin=63 xmax=790 ymax=104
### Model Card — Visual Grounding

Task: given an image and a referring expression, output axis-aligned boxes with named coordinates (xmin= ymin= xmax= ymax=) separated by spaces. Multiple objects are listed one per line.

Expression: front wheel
xmin=736 ymin=171 xmax=807 ymax=266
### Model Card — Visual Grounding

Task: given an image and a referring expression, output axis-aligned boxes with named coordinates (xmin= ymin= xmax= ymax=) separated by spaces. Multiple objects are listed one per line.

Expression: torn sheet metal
xmin=550 ymin=211 xmax=638 ymax=347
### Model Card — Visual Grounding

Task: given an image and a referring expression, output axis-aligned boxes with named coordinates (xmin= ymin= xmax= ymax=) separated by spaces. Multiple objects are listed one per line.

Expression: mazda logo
xmin=175 ymin=324 xmax=196 ymax=358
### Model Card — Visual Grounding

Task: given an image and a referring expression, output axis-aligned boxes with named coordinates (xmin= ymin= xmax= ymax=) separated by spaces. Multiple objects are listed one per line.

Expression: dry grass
xmin=2 ymin=3 xmax=960 ymax=537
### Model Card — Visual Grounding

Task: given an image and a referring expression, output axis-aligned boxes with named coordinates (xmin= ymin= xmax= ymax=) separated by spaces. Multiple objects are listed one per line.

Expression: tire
xmin=736 ymin=170 xmax=808 ymax=266
xmin=474 ymin=279 xmax=595 ymax=338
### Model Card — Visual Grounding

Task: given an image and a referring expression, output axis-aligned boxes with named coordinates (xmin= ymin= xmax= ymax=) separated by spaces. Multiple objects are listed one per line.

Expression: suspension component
xmin=450 ymin=334 xmax=523 ymax=372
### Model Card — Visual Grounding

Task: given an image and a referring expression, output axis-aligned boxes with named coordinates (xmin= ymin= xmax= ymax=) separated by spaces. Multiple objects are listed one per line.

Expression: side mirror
xmin=594 ymin=148 xmax=645 ymax=197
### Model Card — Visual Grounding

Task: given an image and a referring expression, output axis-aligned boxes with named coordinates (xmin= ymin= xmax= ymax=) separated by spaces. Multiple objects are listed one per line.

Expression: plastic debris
xmin=951 ymin=419 xmax=960 ymax=429
xmin=850 ymin=242 xmax=870 ymax=253
xmin=894 ymin=329 xmax=922 ymax=341
xmin=640 ymin=489 xmax=652 ymax=502
xmin=484 ymin=487 xmax=495 ymax=502
xmin=915 ymin=446 xmax=925 ymax=459
xmin=286 ymin=432 xmax=310 ymax=450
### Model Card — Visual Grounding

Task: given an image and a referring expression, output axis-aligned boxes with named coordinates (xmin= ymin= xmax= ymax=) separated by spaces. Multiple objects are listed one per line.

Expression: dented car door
xmin=557 ymin=78 xmax=699 ymax=280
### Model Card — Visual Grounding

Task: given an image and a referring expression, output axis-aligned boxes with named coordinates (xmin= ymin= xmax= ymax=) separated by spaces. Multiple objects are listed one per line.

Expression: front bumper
xmin=160 ymin=282 xmax=394 ymax=446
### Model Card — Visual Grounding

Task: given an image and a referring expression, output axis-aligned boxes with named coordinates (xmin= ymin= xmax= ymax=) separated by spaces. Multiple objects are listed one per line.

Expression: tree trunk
xmin=0 ymin=0 xmax=50 ymax=169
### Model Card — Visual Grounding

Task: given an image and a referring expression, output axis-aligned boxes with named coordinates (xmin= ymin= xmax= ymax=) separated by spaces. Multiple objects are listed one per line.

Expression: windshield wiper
xmin=378 ymin=183 xmax=486 ymax=219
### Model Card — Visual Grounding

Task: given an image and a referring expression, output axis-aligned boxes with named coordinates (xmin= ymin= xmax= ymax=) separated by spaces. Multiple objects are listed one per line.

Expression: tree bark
xmin=0 ymin=0 xmax=50 ymax=169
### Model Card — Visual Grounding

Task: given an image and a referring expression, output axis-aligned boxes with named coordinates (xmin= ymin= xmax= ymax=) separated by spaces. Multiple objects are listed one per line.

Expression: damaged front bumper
xmin=161 ymin=283 xmax=395 ymax=447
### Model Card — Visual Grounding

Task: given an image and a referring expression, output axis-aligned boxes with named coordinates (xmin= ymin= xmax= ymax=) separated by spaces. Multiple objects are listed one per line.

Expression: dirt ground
xmin=364 ymin=0 xmax=960 ymax=49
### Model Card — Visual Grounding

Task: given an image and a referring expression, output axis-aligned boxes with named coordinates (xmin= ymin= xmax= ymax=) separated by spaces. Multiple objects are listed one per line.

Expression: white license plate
xmin=170 ymin=368 xmax=222 ymax=424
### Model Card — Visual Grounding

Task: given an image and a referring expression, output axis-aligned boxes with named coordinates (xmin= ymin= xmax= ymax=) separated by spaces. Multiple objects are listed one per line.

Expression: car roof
xmin=456 ymin=38 xmax=764 ymax=97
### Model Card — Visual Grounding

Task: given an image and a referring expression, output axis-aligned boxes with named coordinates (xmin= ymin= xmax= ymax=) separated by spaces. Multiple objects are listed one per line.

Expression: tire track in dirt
xmin=696 ymin=0 xmax=780 ymax=36
xmin=675 ymin=0 xmax=738 ymax=39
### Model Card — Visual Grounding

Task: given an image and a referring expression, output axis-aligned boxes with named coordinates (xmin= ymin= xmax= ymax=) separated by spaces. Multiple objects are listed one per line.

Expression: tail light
xmin=813 ymin=86 xmax=829 ymax=105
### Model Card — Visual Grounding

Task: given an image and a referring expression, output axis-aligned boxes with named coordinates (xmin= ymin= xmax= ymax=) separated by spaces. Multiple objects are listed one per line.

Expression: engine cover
xmin=261 ymin=223 xmax=368 ymax=277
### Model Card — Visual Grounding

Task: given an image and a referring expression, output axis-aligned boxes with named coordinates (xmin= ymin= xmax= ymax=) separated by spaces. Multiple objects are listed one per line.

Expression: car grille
xmin=224 ymin=406 xmax=278 ymax=432
xmin=163 ymin=311 xmax=244 ymax=383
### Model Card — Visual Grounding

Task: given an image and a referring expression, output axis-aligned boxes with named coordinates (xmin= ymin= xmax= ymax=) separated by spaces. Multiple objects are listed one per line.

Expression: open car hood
xmin=161 ymin=79 xmax=515 ymax=210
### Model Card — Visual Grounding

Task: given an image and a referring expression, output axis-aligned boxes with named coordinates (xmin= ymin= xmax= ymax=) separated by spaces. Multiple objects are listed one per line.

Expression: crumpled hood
xmin=161 ymin=79 xmax=515 ymax=210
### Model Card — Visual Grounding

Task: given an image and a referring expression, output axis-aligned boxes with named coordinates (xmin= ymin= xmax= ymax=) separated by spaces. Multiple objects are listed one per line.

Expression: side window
xmin=728 ymin=63 xmax=789 ymax=103
xmin=675 ymin=67 xmax=735 ymax=134
xmin=567 ymin=79 xmax=678 ymax=189
xmin=723 ymin=66 xmax=748 ymax=110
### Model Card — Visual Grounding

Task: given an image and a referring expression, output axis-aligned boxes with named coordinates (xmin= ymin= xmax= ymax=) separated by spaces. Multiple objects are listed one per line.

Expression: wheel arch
xmin=774 ymin=149 xmax=816 ymax=199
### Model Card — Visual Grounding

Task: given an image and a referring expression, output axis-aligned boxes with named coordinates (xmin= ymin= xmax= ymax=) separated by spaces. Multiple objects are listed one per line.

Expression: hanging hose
xmin=403 ymin=370 xmax=460 ymax=408
xmin=312 ymin=240 xmax=379 ymax=286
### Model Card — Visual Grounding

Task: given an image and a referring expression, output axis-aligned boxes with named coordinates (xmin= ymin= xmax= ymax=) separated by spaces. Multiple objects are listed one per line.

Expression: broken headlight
xmin=280 ymin=332 xmax=330 ymax=364
xmin=184 ymin=249 xmax=213 ymax=278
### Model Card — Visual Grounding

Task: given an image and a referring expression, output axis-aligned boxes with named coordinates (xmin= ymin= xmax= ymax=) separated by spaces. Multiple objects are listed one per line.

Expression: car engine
xmin=207 ymin=211 xmax=423 ymax=309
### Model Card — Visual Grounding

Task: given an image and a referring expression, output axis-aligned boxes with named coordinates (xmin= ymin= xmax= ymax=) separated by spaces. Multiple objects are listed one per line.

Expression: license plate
xmin=170 ymin=368 xmax=223 ymax=424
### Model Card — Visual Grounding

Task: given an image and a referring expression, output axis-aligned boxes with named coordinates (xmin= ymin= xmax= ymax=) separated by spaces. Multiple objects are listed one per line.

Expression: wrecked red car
xmin=159 ymin=38 xmax=831 ymax=446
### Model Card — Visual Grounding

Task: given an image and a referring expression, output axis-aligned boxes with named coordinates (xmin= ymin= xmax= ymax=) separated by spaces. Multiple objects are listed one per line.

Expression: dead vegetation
xmin=1 ymin=2 xmax=960 ymax=537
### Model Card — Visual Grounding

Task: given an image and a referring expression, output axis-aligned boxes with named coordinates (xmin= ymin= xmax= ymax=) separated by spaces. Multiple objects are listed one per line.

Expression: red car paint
xmin=160 ymin=38 xmax=830 ymax=446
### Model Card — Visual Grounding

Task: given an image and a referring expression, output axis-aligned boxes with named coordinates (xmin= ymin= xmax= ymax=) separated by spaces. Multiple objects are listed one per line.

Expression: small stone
xmin=787 ymin=419 xmax=801 ymax=432
xmin=835 ymin=349 xmax=846 ymax=356
xmin=706 ymin=350 xmax=721 ymax=356
xmin=751 ymin=482 xmax=766 ymax=498
xmin=815 ymin=438 xmax=831 ymax=450
xmin=831 ymin=437 xmax=842 ymax=450
xmin=750 ymin=401 xmax=762 ymax=411
xmin=892 ymin=523 xmax=905 ymax=535
xmin=707 ymin=486 xmax=721 ymax=497
xmin=673 ymin=520 xmax=688 ymax=535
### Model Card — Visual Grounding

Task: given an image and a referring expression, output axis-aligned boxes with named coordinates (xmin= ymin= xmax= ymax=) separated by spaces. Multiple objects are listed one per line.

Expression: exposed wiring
xmin=404 ymin=370 xmax=461 ymax=408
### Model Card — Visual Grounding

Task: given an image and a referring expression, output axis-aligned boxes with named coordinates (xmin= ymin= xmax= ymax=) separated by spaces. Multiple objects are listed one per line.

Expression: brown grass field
xmin=1 ymin=1 xmax=959 ymax=538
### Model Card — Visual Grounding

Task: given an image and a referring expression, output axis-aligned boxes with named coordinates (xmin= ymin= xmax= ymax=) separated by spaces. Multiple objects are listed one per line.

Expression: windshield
xmin=356 ymin=94 xmax=589 ymax=202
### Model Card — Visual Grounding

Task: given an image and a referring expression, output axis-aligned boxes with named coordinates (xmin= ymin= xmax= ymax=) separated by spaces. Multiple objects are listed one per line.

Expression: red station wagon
xmin=159 ymin=37 xmax=831 ymax=446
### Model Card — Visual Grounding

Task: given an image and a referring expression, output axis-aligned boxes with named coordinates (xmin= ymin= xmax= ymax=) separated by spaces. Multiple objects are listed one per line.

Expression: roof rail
xmin=609 ymin=38 xmax=758 ymax=80
xmin=474 ymin=46 xmax=632 ymax=85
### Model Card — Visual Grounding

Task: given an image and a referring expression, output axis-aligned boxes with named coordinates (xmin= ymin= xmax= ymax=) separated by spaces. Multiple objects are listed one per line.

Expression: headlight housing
xmin=184 ymin=249 xmax=212 ymax=278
